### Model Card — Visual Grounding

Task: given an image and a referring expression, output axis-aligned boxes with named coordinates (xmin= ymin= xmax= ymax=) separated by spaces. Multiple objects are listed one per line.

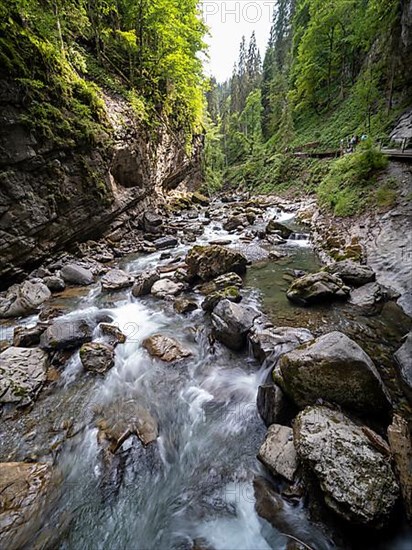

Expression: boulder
xmin=201 ymin=286 xmax=241 ymax=313
xmin=266 ymin=220 xmax=293 ymax=239
xmin=223 ymin=215 xmax=247 ymax=231
xmin=349 ymin=282 xmax=385 ymax=313
xmin=40 ymin=319 xmax=93 ymax=351
xmin=132 ymin=269 xmax=160 ymax=297
xmin=185 ymin=245 xmax=247 ymax=281
xmin=43 ymin=275 xmax=66 ymax=292
xmin=142 ymin=334 xmax=192 ymax=362
xmin=249 ymin=324 xmax=314 ymax=365
xmin=60 ymin=263 xmax=94 ymax=285
xmin=13 ymin=324 xmax=46 ymax=347
xmin=0 ymin=462 xmax=54 ymax=548
xmin=294 ymin=406 xmax=399 ymax=525
xmin=191 ymin=191 xmax=209 ymax=206
xmin=257 ymin=384 xmax=294 ymax=427
xmin=394 ymin=331 xmax=412 ymax=403
xmin=80 ymin=342 xmax=115 ymax=374
xmin=286 ymin=272 xmax=350 ymax=306
xmin=0 ymin=281 xmax=51 ymax=318
xmin=277 ymin=331 xmax=390 ymax=415
xmin=211 ymin=299 xmax=260 ymax=351
xmin=258 ymin=424 xmax=298 ymax=482
xmin=143 ymin=211 xmax=163 ymax=234
xmin=325 ymin=260 xmax=375 ymax=287
xmin=174 ymin=298 xmax=198 ymax=314
xmin=99 ymin=323 xmax=126 ymax=346
xmin=101 ymin=269 xmax=133 ymax=291
xmin=96 ymin=398 xmax=158 ymax=452
xmin=199 ymin=272 xmax=243 ymax=295
xmin=0 ymin=347 xmax=48 ymax=404
xmin=387 ymin=414 xmax=412 ymax=521
xmin=153 ymin=236 xmax=178 ymax=250
xmin=150 ymin=279 xmax=184 ymax=299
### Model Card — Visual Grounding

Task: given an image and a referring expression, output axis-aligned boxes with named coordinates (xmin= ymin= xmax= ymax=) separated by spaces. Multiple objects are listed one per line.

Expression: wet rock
xmin=80 ymin=342 xmax=115 ymax=374
xmin=60 ymin=264 xmax=94 ymax=286
xmin=0 ymin=347 xmax=48 ymax=404
xmin=211 ymin=299 xmax=260 ymax=351
xmin=387 ymin=414 xmax=412 ymax=521
xmin=201 ymin=286 xmax=241 ymax=313
xmin=174 ymin=298 xmax=198 ymax=314
xmin=101 ymin=269 xmax=133 ymax=291
xmin=249 ymin=324 xmax=314 ymax=365
xmin=258 ymin=425 xmax=298 ymax=482
xmin=40 ymin=319 xmax=93 ymax=351
xmin=223 ymin=215 xmax=247 ymax=231
xmin=38 ymin=305 xmax=64 ymax=322
xmin=394 ymin=331 xmax=412 ymax=403
xmin=199 ymin=272 xmax=243 ymax=295
xmin=349 ymin=282 xmax=385 ymax=313
xmin=96 ymin=398 xmax=158 ymax=452
xmin=151 ymin=278 xmax=184 ymax=299
xmin=99 ymin=323 xmax=126 ymax=346
xmin=257 ymin=384 xmax=295 ymax=427
xmin=142 ymin=334 xmax=192 ymax=362
xmin=286 ymin=271 xmax=350 ymax=306
xmin=253 ymin=476 xmax=300 ymax=535
xmin=325 ymin=260 xmax=375 ymax=287
xmin=186 ymin=245 xmax=247 ymax=281
xmin=0 ymin=281 xmax=51 ymax=318
xmin=13 ymin=324 xmax=46 ymax=347
xmin=43 ymin=275 xmax=66 ymax=292
xmin=0 ymin=462 xmax=54 ymax=548
xmin=132 ymin=269 xmax=160 ymax=297
xmin=277 ymin=331 xmax=390 ymax=415
xmin=266 ymin=220 xmax=293 ymax=239
xmin=153 ymin=236 xmax=178 ymax=250
xmin=294 ymin=405 xmax=399 ymax=525
xmin=143 ymin=211 xmax=163 ymax=234
xmin=173 ymin=267 xmax=194 ymax=284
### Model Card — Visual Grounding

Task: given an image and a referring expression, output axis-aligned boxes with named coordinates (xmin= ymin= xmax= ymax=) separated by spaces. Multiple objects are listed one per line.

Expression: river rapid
xmin=0 ymin=196 xmax=410 ymax=550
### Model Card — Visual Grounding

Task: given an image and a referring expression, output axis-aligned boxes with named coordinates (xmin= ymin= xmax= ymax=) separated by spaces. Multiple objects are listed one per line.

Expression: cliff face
xmin=0 ymin=82 xmax=202 ymax=287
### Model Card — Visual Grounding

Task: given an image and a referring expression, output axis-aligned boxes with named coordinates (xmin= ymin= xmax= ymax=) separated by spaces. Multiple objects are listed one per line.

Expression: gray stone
xmin=40 ymin=319 xmax=93 ymax=351
xmin=132 ymin=269 xmax=160 ymax=297
xmin=286 ymin=271 xmax=350 ymax=306
xmin=80 ymin=342 xmax=115 ymax=374
xmin=249 ymin=324 xmax=314 ymax=365
xmin=0 ymin=347 xmax=48 ymax=404
xmin=277 ymin=331 xmax=390 ymax=415
xmin=43 ymin=275 xmax=66 ymax=292
xmin=266 ymin=220 xmax=293 ymax=239
xmin=257 ymin=384 xmax=294 ymax=427
xmin=101 ymin=269 xmax=133 ymax=291
xmin=349 ymin=282 xmax=385 ymax=312
xmin=13 ymin=324 xmax=46 ymax=347
xmin=258 ymin=424 xmax=298 ymax=482
xmin=294 ymin=406 xmax=399 ymax=525
xmin=387 ymin=414 xmax=412 ymax=521
xmin=153 ymin=236 xmax=178 ymax=249
xmin=186 ymin=245 xmax=247 ymax=281
xmin=394 ymin=331 xmax=412 ymax=403
xmin=151 ymin=278 xmax=184 ymax=299
xmin=0 ymin=281 xmax=51 ymax=318
xmin=61 ymin=264 xmax=94 ymax=285
xmin=211 ymin=299 xmax=260 ymax=351
xmin=174 ymin=298 xmax=198 ymax=314
xmin=201 ymin=287 xmax=241 ymax=313
xmin=142 ymin=334 xmax=192 ymax=362
xmin=325 ymin=260 xmax=375 ymax=286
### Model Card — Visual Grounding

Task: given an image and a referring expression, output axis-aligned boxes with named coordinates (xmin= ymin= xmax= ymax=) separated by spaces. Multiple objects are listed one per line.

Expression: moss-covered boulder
xmin=185 ymin=245 xmax=247 ymax=281
xmin=286 ymin=271 xmax=350 ymax=306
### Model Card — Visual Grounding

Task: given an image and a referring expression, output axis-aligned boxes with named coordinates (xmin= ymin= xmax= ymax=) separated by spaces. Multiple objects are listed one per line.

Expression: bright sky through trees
xmin=202 ymin=1 xmax=274 ymax=81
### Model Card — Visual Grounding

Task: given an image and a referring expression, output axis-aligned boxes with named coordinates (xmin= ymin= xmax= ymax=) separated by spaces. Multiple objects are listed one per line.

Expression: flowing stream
xmin=1 ymin=200 xmax=411 ymax=550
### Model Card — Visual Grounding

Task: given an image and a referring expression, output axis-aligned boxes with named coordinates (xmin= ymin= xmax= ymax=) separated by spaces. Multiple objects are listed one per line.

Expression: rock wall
xmin=0 ymin=83 xmax=202 ymax=287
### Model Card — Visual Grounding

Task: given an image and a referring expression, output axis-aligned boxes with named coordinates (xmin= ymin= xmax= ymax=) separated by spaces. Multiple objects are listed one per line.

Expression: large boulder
xmin=223 ymin=215 xmax=248 ymax=231
xmin=40 ymin=319 xmax=93 ymax=351
xmin=265 ymin=220 xmax=293 ymax=239
xmin=211 ymin=299 xmax=260 ymax=351
xmin=153 ymin=236 xmax=178 ymax=250
xmin=201 ymin=286 xmax=241 ymax=313
xmin=0 ymin=281 xmax=51 ymax=318
xmin=387 ymin=414 xmax=412 ymax=521
xmin=325 ymin=260 xmax=375 ymax=287
xmin=294 ymin=406 xmax=399 ymax=525
xmin=249 ymin=324 xmax=314 ymax=365
xmin=0 ymin=462 xmax=54 ymax=548
xmin=150 ymin=279 xmax=184 ymax=299
xmin=101 ymin=269 xmax=133 ymax=291
xmin=43 ymin=275 xmax=66 ymax=292
xmin=132 ymin=269 xmax=160 ymax=297
xmin=80 ymin=342 xmax=115 ymax=374
xmin=257 ymin=384 xmax=295 ymax=427
xmin=142 ymin=334 xmax=192 ymax=362
xmin=394 ymin=331 xmax=412 ymax=403
xmin=143 ymin=211 xmax=163 ymax=234
xmin=13 ymin=324 xmax=46 ymax=347
xmin=0 ymin=347 xmax=48 ymax=404
xmin=258 ymin=424 xmax=298 ymax=482
xmin=60 ymin=263 xmax=94 ymax=285
xmin=99 ymin=323 xmax=126 ymax=346
xmin=349 ymin=282 xmax=385 ymax=313
xmin=174 ymin=298 xmax=198 ymax=314
xmin=286 ymin=272 xmax=350 ymax=306
xmin=199 ymin=272 xmax=243 ymax=295
xmin=185 ymin=245 xmax=247 ymax=281
xmin=277 ymin=331 xmax=390 ymax=415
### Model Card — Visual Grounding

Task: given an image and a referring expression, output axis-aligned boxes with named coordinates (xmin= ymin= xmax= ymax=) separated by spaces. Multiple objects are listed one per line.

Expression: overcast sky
xmin=202 ymin=1 xmax=275 ymax=82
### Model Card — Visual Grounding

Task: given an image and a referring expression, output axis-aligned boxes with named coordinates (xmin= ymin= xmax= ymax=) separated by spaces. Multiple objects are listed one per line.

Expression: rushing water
xmin=1 ymin=202 xmax=410 ymax=550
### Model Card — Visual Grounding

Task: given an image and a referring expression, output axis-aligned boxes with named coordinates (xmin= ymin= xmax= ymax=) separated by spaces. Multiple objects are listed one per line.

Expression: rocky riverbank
xmin=0 ymin=192 xmax=411 ymax=549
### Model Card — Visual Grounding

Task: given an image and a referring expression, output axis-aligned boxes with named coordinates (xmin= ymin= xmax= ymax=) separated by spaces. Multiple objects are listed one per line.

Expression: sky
xmin=201 ymin=1 xmax=275 ymax=82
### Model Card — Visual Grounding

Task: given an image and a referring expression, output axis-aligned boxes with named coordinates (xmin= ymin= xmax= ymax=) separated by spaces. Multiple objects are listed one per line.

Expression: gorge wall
xmin=0 ymin=81 xmax=202 ymax=287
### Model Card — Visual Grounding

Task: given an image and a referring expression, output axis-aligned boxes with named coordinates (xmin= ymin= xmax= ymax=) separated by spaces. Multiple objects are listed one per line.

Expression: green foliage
xmin=317 ymin=142 xmax=388 ymax=216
